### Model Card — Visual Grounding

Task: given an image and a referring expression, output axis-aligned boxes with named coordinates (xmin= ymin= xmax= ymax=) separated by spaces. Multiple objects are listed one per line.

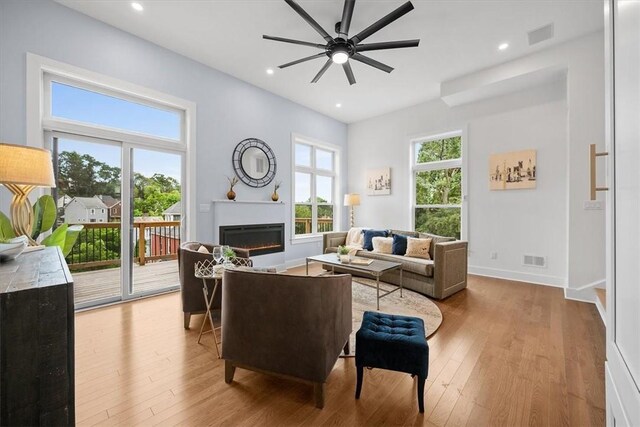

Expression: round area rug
xmin=342 ymin=278 xmax=443 ymax=358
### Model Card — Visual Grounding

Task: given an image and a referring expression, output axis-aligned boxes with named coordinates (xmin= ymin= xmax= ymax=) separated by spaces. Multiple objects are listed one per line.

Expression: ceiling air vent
xmin=528 ymin=23 xmax=554 ymax=46
xmin=523 ymin=254 xmax=547 ymax=268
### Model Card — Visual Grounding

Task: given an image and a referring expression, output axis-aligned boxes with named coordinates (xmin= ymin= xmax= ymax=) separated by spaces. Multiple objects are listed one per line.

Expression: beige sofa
xmin=323 ymin=229 xmax=468 ymax=299
xmin=221 ymin=269 xmax=352 ymax=409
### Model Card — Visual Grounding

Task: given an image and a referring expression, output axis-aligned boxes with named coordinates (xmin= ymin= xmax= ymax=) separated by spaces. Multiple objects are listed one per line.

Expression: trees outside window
xmin=413 ymin=135 xmax=463 ymax=239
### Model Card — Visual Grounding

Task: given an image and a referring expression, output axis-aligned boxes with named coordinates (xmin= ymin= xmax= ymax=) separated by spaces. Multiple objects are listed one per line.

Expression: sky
xmin=294 ymin=144 xmax=333 ymax=203
xmin=52 ymin=82 xmax=182 ymax=181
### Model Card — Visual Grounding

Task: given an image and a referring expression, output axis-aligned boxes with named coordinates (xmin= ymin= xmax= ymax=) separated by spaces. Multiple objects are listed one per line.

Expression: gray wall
xmin=0 ymin=0 xmax=348 ymax=263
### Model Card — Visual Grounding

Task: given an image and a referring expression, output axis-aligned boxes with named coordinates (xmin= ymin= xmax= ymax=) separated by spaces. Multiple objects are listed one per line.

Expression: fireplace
xmin=219 ymin=223 xmax=285 ymax=256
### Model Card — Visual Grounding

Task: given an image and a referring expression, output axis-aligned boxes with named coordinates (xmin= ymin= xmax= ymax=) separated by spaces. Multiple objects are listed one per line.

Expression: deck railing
xmin=294 ymin=218 xmax=334 ymax=235
xmin=65 ymin=221 xmax=181 ymax=271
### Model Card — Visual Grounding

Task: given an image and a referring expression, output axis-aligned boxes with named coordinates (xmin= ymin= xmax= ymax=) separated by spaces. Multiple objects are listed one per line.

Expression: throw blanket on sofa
xmin=345 ymin=227 xmax=366 ymax=254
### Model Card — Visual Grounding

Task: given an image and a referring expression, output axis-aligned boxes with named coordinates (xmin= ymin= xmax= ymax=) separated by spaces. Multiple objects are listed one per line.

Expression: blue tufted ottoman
xmin=355 ymin=311 xmax=429 ymax=413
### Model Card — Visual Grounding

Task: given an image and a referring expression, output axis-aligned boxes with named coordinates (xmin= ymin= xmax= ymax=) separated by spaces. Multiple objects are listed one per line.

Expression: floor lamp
xmin=344 ymin=193 xmax=361 ymax=228
xmin=0 ymin=143 xmax=56 ymax=245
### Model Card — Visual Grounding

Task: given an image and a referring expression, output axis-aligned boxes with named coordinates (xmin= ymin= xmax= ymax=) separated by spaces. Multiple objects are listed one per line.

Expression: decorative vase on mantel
xmin=226 ymin=176 xmax=239 ymax=201
xmin=271 ymin=181 xmax=281 ymax=202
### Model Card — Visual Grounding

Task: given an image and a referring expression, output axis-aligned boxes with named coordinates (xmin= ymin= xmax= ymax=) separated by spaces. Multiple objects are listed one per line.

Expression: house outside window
xmin=293 ymin=136 xmax=339 ymax=237
xmin=412 ymin=133 xmax=464 ymax=239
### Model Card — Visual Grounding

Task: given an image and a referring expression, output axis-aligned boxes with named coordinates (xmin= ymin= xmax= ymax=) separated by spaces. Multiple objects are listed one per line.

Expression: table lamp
xmin=343 ymin=193 xmax=361 ymax=228
xmin=0 ymin=143 xmax=56 ymax=245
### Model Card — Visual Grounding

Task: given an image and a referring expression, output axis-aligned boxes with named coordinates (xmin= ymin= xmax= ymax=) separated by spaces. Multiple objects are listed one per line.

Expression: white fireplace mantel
xmin=212 ymin=199 xmax=286 ymax=205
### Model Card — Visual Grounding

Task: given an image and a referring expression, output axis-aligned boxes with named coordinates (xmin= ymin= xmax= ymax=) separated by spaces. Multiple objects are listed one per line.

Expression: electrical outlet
xmin=199 ymin=203 xmax=210 ymax=213
xmin=490 ymin=251 xmax=497 ymax=260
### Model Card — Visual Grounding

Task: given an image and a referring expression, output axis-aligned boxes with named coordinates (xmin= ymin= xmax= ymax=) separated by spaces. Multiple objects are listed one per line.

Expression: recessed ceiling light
xmin=498 ymin=42 xmax=509 ymax=51
xmin=131 ymin=2 xmax=144 ymax=12
xmin=266 ymin=68 xmax=274 ymax=75
xmin=336 ymin=103 xmax=342 ymax=108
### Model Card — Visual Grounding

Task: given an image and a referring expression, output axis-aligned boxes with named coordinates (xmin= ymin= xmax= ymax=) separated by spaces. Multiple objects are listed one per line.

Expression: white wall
xmin=0 ymin=0 xmax=347 ymax=264
xmin=347 ymin=32 xmax=605 ymax=289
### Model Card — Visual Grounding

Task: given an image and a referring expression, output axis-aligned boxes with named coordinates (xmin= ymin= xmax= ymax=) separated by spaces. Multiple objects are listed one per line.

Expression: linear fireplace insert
xmin=219 ymin=223 xmax=285 ymax=257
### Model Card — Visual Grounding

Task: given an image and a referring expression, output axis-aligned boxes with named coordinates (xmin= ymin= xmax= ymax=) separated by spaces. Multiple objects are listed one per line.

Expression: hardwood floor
xmin=74 ymin=265 xmax=605 ymax=426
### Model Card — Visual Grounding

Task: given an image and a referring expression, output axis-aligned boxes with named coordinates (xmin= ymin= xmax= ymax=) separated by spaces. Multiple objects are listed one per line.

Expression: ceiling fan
xmin=263 ymin=0 xmax=419 ymax=85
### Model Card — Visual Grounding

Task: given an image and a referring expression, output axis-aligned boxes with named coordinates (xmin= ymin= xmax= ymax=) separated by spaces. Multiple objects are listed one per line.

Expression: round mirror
xmin=241 ymin=147 xmax=269 ymax=180
xmin=232 ymin=138 xmax=277 ymax=188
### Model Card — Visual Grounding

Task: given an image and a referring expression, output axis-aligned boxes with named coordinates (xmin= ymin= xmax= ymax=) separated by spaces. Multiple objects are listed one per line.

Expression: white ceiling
xmin=56 ymin=0 xmax=603 ymax=123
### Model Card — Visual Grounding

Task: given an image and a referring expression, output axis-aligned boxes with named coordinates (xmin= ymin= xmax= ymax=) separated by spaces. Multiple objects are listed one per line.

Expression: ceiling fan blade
xmin=338 ymin=0 xmax=356 ymax=38
xmin=350 ymin=1 xmax=414 ymax=44
xmin=311 ymin=59 xmax=333 ymax=83
xmin=279 ymin=52 xmax=327 ymax=69
xmin=284 ymin=0 xmax=334 ymax=43
xmin=342 ymin=61 xmax=356 ymax=85
xmin=351 ymin=53 xmax=394 ymax=73
xmin=263 ymin=35 xmax=327 ymax=49
xmin=356 ymin=39 xmax=420 ymax=52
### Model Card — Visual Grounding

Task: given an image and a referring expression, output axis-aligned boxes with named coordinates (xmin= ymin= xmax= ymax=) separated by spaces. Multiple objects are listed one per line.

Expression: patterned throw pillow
xmin=362 ymin=229 xmax=389 ymax=251
xmin=405 ymin=237 xmax=432 ymax=260
xmin=392 ymin=234 xmax=408 ymax=255
xmin=372 ymin=236 xmax=394 ymax=254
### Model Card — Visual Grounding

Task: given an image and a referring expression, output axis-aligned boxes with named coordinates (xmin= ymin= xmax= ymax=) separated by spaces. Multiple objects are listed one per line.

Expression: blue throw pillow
xmin=392 ymin=234 xmax=408 ymax=255
xmin=362 ymin=229 xmax=389 ymax=251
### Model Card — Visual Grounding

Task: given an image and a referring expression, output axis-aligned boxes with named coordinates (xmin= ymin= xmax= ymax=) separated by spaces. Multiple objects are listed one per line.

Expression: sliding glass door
xmin=130 ymin=148 xmax=183 ymax=297
xmin=52 ymin=135 xmax=124 ymax=308
xmin=51 ymin=134 xmax=183 ymax=308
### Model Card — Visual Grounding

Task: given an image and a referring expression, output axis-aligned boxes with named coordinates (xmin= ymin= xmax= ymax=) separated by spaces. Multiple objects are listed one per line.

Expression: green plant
xmin=0 ymin=195 xmax=83 ymax=257
xmin=223 ymin=247 xmax=236 ymax=260
xmin=337 ymin=245 xmax=350 ymax=255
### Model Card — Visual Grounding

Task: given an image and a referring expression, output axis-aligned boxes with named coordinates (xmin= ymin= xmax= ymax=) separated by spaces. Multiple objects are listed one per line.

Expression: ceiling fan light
xmin=332 ymin=51 xmax=349 ymax=64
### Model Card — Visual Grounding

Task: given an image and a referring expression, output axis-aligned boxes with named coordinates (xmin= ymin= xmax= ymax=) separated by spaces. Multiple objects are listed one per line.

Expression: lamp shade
xmin=344 ymin=193 xmax=361 ymax=207
xmin=0 ymin=143 xmax=55 ymax=187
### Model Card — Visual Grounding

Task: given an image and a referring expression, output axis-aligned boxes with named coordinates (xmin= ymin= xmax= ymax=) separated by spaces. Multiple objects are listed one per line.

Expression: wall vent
xmin=528 ymin=23 xmax=555 ymax=46
xmin=523 ymin=254 xmax=547 ymax=268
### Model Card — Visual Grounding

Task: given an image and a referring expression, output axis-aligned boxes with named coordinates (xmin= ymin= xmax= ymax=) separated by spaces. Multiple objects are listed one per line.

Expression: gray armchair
xmin=178 ymin=242 xmax=251 ymax=329
xmin=221 ymin=269 xmax=352 ymax=409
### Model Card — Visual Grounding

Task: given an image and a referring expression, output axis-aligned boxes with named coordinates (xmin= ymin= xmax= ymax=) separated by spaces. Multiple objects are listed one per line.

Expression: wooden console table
xmin=0 ymin=247 xmax=75 ymax=426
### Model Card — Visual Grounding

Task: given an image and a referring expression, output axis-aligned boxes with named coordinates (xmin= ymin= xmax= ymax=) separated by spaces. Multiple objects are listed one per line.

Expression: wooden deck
xmin=72 ymin=260 xmax=179 ymax=306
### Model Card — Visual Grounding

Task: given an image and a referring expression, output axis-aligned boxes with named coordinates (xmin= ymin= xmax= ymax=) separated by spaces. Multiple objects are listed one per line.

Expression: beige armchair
xmin=221 ymin=269 xmax=352 ymax=409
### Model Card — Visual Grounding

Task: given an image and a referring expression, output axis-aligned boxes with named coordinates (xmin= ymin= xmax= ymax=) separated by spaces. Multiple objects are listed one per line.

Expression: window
xmin=293 ymin=137 xmax=338 ymax=237
xmin=90 ymin=208 xmax=95 ymax=215
xmin=49 ymin=81 xmax=181 ymax=140
xmin=412 ymin=134 xmax=463 ymax=239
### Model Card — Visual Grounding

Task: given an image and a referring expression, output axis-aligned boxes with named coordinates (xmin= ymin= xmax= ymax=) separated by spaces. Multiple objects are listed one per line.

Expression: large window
xmin=49 ymin=80 xmax=182 ymax=141
xmin=293 ymin=137 xmax=338 ymax=237
xmin=412 ymin=134 xmax=463 ymax=239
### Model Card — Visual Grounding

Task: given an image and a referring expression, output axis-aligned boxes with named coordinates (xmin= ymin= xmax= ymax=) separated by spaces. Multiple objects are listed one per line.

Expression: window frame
xmin=291 ymin=134 xmax=340 ymax=241
xmin=409 ymin=129 xmax=468 ymax=240
xmin=26 ymin=53 xmax=197 ymax=242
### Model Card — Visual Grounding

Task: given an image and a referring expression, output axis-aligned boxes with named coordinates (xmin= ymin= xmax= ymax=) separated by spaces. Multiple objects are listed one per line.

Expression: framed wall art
xmin=367 ymin=167 xmax=391 ymax=195
xmin=489 ymin=149 xmax=536 ymax=190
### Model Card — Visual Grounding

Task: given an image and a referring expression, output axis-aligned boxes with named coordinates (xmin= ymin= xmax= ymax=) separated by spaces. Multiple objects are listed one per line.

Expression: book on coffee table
xmin=349 ymin=257 xmax=373 ymax=266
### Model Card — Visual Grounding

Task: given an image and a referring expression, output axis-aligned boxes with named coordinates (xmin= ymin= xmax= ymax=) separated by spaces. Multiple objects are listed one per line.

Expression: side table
xmin=194 ymin=260 xmax=223 ymax=358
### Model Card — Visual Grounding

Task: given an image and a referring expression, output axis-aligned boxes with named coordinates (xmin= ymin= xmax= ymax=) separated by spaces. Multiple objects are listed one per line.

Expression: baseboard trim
xmin=595 ymin=297 xmax=606 ymax=326
xmin=468 ymin=265 xmax=567 ymax=288
xmin=563 ymin=279 xmax=605 ymax=304
xmin=569 ymin=278 xmax=606 ymax=291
